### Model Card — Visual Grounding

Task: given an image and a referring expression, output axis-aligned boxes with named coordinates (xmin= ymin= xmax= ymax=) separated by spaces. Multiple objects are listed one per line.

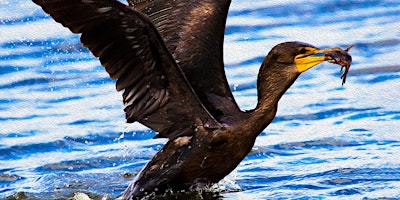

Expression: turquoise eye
xmin=299 ymin=48 xmax=306 ymax=54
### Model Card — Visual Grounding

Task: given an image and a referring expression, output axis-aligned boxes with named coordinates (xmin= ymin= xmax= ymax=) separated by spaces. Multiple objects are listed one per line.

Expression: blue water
xmin=1 ymin=0 xmax=400 ymax=199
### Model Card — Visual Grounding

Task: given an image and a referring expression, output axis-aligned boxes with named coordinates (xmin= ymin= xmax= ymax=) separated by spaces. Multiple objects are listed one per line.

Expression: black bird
xmin=33 ymin=0 xmax=351 ymax=199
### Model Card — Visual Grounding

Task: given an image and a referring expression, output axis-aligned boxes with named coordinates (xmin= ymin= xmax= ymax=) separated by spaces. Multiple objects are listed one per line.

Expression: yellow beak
xmin=295 ymin=47 xmax=344 ymax=73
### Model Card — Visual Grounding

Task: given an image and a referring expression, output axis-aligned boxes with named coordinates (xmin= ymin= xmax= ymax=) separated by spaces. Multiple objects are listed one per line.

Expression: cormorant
xmin=32 ymin=0 xmax=352 ymax=199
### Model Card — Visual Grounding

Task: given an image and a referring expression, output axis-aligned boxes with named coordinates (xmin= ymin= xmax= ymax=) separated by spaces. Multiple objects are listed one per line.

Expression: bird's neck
xmin=247 ymin=59 xmax=299 ymax=135
xmin=256 ymin=61 xmax=298 ymax=110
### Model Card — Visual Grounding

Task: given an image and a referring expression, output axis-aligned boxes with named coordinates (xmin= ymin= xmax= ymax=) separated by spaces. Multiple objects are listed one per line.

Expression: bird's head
xmin=264 ymin=41 xmax=350 ymax=74
xmin=257 ymin=41 xmax=352 ymax=100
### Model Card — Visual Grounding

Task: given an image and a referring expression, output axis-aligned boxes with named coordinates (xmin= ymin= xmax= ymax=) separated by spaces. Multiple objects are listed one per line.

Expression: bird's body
xmin=33 ymin=0 xmax=352 ymax=199
xmin=125 ymin=110 xmax=274 ymax=197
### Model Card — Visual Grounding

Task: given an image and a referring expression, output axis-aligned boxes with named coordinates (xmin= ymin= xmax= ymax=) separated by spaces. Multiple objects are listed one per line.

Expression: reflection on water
xmin=1 ymin=0 xmax=400 ymax=199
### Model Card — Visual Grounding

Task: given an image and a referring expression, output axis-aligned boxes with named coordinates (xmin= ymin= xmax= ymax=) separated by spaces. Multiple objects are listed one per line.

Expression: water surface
xmin=1 ymin=0 xmax=400 ymax=199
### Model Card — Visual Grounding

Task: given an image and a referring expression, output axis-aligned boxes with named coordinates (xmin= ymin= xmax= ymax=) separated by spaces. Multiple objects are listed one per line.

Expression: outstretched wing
xmin=128 ymin=0 xmax=241 ymax=119
xmin=34 ymin=0 xmax=221 ymax=140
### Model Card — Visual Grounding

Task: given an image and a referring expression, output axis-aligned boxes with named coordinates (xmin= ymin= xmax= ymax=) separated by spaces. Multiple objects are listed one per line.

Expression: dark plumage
xmin=33 ymin=0 xmax=351 ymax=199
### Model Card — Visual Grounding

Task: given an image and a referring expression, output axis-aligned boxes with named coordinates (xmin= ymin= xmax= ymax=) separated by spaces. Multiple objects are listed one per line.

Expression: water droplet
xmin=200 ymin=157 xmax=207 ymax=168
xmin=233 ymin=84 xmax=239 ymax=91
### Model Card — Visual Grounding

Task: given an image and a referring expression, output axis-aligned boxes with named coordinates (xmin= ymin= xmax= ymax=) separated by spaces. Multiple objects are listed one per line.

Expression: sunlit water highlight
xmin=1 ymin=0 xmax=400 ymax=199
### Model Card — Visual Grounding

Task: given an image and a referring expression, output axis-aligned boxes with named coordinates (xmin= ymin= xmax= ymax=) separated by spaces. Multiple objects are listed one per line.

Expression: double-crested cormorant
xmin=33 ymin=0 xmax=352 ymax=199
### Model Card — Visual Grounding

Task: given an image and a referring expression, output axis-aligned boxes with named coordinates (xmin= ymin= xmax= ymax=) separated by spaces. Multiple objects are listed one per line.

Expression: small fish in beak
xmin=325 ymin=45 xmax=353 ymax=85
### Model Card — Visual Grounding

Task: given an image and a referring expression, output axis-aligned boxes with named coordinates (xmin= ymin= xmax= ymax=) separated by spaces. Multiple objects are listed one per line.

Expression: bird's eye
xmin=299 ymin=48 xmax=307 ymax=54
